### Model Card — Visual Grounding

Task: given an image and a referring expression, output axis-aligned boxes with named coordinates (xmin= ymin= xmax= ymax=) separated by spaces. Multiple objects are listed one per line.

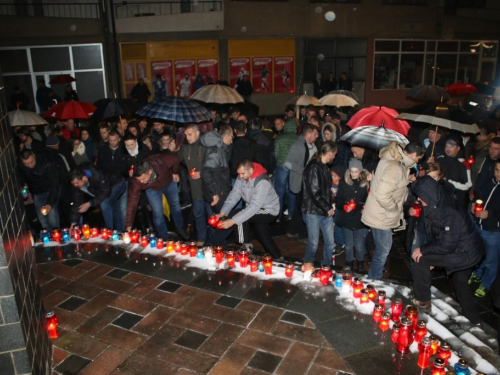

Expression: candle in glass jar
xmin=352 ymin=277 xmax=364 ymax=298
xmin=437 ymin=342 xmax=451 ymax=366
xmin=411 ymin=201 xmax=422 ymax=217
xmin=189 ymin=242 xmax=197 ymax=257
xmin=91 ymin=227 xmax=99 ymax=238
xmin=51 ymin=229 xmax=61 ymax=243
xmin=40 ymin=229 xmax=50 ymax=244
xmin=214 ymin=246 xmax=224 ymax=265
xmin=196 ymin=248 xmax=205 ymax=259
xmin=430 ymin=358 xmax=446 ymax=375
xmin=140 ymin=236 xmax=149 ymax=247
xmin=360 ymin=289 xmax=369 ymax=304
xmin=334 ymin=274 xmax=343 ymax=288
xmin=341 ymin=275 xmax=351 ymax=292
xmin=391 ymin=298 xmax=403 ymax=322
xmin=453 ymin=359 xmax=471 ymax=375
xmin=226 ymin=250 xmax=236 ymax=267
xmin=414 ymin=320 xmax=427 ymax=343
xmin=417 ymin=336 xmax=432 ymax=369
xmin=396 ymin=317 xmax=414 ymax=353
xmin=391 ymin=322 xmax=400 ymax=343
xmin=377 ymin=290 xmax=386 ymax=307
xmin=122 ymin=232 xmax=131 ymax=244
xmin=45 ymin=311 xmax=59 ymax=339
xmin=404 ymin=305 xmax=418 ymax=331
xmin=474 ymin=199 xmax=484 ymax=216
xmin=174 ymin=241 xmax=181 ymax=252
xmin=204 ymin=246 xmax=213 ymax=259
xmin=82 ymin=223 xmax=90 ymax=239
xmin=238 ymin=250 xmax=249 ymax=267
xmin=149 ymin=235 xmax=157 ymax=248
xmin=249 ymin=256 xmax=258 ymax=272
xmin=61 ymin=228 xmax=70 ymax=242
xmin=258 ymin=262 xmax=265 ymax=272
xmin=262 ymin=254 xmax=273 ymax=275
xmin=378 ymin=312 xmax=390 ymax=332
xmin=112 ymin=230 xmax=119 ymax=241
xmin=130 ymin=229 xmax=139 ymax=243
xmin=372 ymin=303 xmax=383 ymax=323
xmin=72 ymin=228 xmax=81 ymax=241
xmin=181 ymin=243 xmax=188 ymax=256
xmin=366 ymin=285 xmax=377 ymax=302
xmin=467 ymin=155 xmax=474 ymax=165
xmin=167 ymin=240 xmax=175 ymax=253
xmin=285 ymin=263 xmax=294 ymax=277
xmin=156 ymin=238 xmax=164 ymax=249
xmin=319 ymin=265 xmax=332 ymax=286
xmin=101 ymin=228 xmax=109 ymax=240
xmin=429 ymin=335 xmax=440 ymax=356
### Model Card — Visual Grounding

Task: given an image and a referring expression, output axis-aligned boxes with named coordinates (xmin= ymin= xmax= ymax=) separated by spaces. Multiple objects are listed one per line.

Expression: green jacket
xmin=274 ymin=118 xmax=298 ymax=167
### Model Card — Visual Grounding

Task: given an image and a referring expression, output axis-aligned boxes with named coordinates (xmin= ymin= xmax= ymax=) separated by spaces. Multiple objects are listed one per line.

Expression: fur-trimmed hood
xmin=321 ymin=122 xmax=337 ymax=142
xmin=343 ymin=168 xmax=370 ymax=187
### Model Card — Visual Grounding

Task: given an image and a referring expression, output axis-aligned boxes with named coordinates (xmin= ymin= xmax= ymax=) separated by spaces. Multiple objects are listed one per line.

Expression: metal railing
xmin=0 ymin=3 xmax=100 ymax=19
xmin=113 ymin=1 xmax=223 ymax=18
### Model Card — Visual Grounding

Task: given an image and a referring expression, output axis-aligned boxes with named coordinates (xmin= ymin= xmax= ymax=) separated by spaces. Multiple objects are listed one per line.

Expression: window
xmin=374 ymin=54 xmax=399 ymax=89
xmin=399 ymin=54 xmax=424 ymax=88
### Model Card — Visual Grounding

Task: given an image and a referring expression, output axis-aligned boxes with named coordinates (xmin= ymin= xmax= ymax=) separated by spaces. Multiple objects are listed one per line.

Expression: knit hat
xmin=348 ymin=158 xmax=363 ymax=171
xmin=45 ymin=135 xmax=59 ymax=147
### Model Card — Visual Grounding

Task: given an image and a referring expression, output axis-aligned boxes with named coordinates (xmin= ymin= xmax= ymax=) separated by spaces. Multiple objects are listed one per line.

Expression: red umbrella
xmin=347 ymin=106 xmax=410 ymax=136
xmin=43 ymin=101 xmax=96 ymax=120
xmin=49 ymin=74 xmax=76 ymax=85
xmin=445 ymin=83 xmax=478 ymax=96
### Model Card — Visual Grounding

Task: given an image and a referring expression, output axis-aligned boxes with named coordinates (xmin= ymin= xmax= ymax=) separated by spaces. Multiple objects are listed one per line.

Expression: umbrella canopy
xmin=340 ymin=125 xmax=409 ymax=151
xmin=286 ymin=95 xmax=321 ymax=106
xmin=190 ymin=84 xmax=244 ymax=104
xmin=327 ymin=89 xmax=359 ymax=102
xmin=318 ymin=94 xmax=358 ymax=107
xmin=43 ymin=101 xmax=96 ymax=120
xmin=49 ymin=74 xmax=76 ymax=85
xmin=445 ymin=83 xmax=478 ymax=96
xmin=8 ymin=109 xmax=48 ymax=126
xmin=406 ymin=84 xmax=450 ymax=102
xmin=136 ymin=97 xmax=212 ymax=123
xmin=473 ymin=82 xmax=496 ymax=95
xmin=89 ymin=98 xmax=143 ymax=122
xmin=347 ymin=106 xmax=410 ymax=136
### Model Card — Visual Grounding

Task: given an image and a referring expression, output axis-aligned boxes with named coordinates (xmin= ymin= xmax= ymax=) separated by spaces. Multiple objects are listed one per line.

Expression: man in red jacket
xmin=126 ymin=153 xmax=189 ymax=240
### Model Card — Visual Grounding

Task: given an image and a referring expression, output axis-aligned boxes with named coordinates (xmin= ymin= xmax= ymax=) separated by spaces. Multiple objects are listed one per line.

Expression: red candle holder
xmin=188 ymin=242 xmax=197 ymax=257
xmin=91 ymin=227 xmax=99 ymax=238
xmin=396 ymin=317 xmax=414 ymax=353
xmin=372 ymin=303 xmax=383 ymax=323
xmin=216 ymin=220 xmax=225 ymax=230
xmin=474 ymin=199 xmax=484 ymax=216
xmin=360 ymin=289 xmax=369 ymax=304
xmin=285 ymin=263 xmax=294 ymax=277
xmin=430 ymin=358 xmax=446 ymax=375
xmin=391 ymin=298 xmax=403 ymax=322
xmin=343 ymin=199 xmax=356 ymax=212
xmin=391 ymin=322 xmax=400 ymax=343
xmin=262 ymin=254 xmax=273 ymax=275
xmin=366 ymin=285 xmax=377 ymax=302
xmin=157 ymin=238 xmax=164 ymax=249
xmin=45 ymin=311 xmax=59 ymax=339
xmin=190 ymin=168 xmax=196 ymax=177
xmin=82 ymin=223 xmax=90 ymax=239
xmin=238 ymin=250 xmax=249 ymax=267
xmin=107 ymin=228 xmax=113 ymax=238
xmin=429 ymin=335 xmax=440 ymax=356
xmin=181 ymin=243 xmax=188 ymax=256
xmin=379 ymin=312 xmax=390 ymax=332
xmin=404 ymin=305 xmax=418 ymax=331
xmin=377 ymin=290 xmax=386 ymax=307
xmin=129 ymin=165 xmax=134 ymax=176
xmin=72 ymin=227 xmax=81 ymax=241
xmin=352 ymin=277 xmax=364 ymax=298
xmin=140 ymin=236 xmax=149 ymax=247
xmin=51 ymin=229 xmax=61 ymax=243
xmin=414 ymin=320 xmax=427 ymax=344
xmin=214 ymin=246 xmax=224 ymax=265
xmin=437 ymin=342 xmax=451 ymax=366
xmin=208 ymin=214 xmax=219 ymax=228
xmin=467 ymin=155 xmax=474 ymax=165
xmin=411 ymin=201 xmax=422 ymax=217
xmin=319 ymin=265 xmax=333 ymax=286
xmin=226 ymin=250 xmax=236 ymax=267
xmin=417 ymin=336 xmax=432 ymax=369
xmin=101 ymin=228 xmax=109 ymax=240
xmin=249 ymin=256 xmax=258 ymax=272
xmin=130 ymin=229 xmax=139 ymax=243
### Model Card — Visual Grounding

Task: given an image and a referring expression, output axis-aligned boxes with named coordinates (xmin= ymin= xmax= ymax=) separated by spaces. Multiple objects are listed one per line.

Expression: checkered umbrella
xmin=136 ymin=96 xmax=212 ymax=123
xmin=340 ymin=125 xmax=409 ymax=151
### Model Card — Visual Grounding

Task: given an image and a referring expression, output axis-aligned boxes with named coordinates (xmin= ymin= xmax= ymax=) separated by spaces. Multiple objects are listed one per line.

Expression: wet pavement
xmin=35 ymin=221 xmax=500 ymax=375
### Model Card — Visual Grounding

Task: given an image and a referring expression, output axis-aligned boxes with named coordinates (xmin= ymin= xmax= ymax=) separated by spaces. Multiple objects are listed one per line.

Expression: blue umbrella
xmin=136 ymin=96 xmax=211 ymax=123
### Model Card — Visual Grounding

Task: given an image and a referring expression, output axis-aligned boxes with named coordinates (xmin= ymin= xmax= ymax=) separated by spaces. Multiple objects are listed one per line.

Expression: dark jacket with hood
xmin=200 ymin=131 xmax=232 ymax=205
xmin=413 ymin=176 xmax=485 ymax=274
xmin=248 ymin=129 xmax=276 ymax=174
xmin=302 ymin=158 xmax=332 ymax=216
xmin=336 ymin=169 xmax=370 ymax=230
xmin=474 ymin=176 xmax=500 ymax=232
xmin=230 ymin=135 xmax=263 ymax=179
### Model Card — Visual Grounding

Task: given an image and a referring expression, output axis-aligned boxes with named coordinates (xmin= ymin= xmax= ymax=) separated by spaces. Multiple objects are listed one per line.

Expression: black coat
xmin=474 ymin=177 xmax=500 ymax=232
xmin=247 ymin=129 xmax=276 ymax=175
xmin=336 ymin=171 xmax=369 ymax=230
xmin=96 ymin=143 xmax=129 ymax=179
xmin=413 ymin=177 xmax=485 ymax=274
xmin=302 ymin=159 xmax=332 ymax=216
xmin=230 ymin=136 xmax=263 ymax=179
xmin=18 ymin=155 xmax=60 ymax=207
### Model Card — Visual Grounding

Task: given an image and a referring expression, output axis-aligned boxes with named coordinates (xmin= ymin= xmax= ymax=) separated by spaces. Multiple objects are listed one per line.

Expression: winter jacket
xmin=283 ymin=136 xmax=314 ymax=194
xmin=82 ymin=135 xmax=97 ymax=161
xmin=220 ymin=163 xmax=279 ymax=225
xmin=18 ymin=155 xmax=60 ymax=207
xmin=200 ymin=131 xmax=232 ymax=204
xmin=336 ymin=169 xmax=370 ymax=230
xmin=230 ymin=136 xmax=263 ymax=179
xmin=474 ymin=155 xmax=499 ymax=194
xmin=474 ymin=177 xmax=500 ymax=232
xmin=302 ymin=158 xmax=332 ymax=216
xmin=413 ymin=176 xmax=485 ymax=274
xmin=320 ymin=123 xmax=337 ymax=143
xmin=70 ymin=166 xmax=122 ymax=224
xmin=96 ymin=143 xmax=129 ymax=179
xmin=248 ymin=129 xmax=276 ymax=174
xmin=126 ymin=153 xmax=180 ymax=228
xmin=274 ymin=119 xmax=298 ymax=167
xmin=435 ymin=154 xmax=470 ymax=202
xmin=362 ymin=141 xmax=416 ymax=229
xmin=124 ymin=143 xmax=156 ymax=168
xmin=44 ymin=147 xmax=71 ymax=186
xmin=178 ymin=139 xmax=206 ymax=201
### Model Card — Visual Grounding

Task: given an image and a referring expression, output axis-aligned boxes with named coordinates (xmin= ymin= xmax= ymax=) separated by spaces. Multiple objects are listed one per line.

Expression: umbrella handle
xmin=430 ymin=125 xmax=438 ymax=159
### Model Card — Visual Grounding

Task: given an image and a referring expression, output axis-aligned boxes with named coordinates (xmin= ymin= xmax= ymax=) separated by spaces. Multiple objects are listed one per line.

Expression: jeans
xmin=413 ymin=254 xmax=481 ymax=324
xmin=342 ymin=227 xmax=369 ymax=262
xmin=473 ymin=224 xmax=500 ymax=289
xmin=274 ymin=166 xmax=296 ymax=218
xmin=368 ymin=228 xmax=393 ymax=280
xmin=303 ymin=213 xmax=334 ymax=266
xmin=192 ymin=198 xmax=212 ymax=242
xmin=332 ymin=213 xmax=345 ymax=246
xmin=145 ymin=180 xmax=184 ymax=240
xmin=100 ymin=179 xmax=127 ymax=232
xmin=410 ymin=229 xmax=427 ymax=276
xmin=34 ymin=190 xmax=60 ymax=230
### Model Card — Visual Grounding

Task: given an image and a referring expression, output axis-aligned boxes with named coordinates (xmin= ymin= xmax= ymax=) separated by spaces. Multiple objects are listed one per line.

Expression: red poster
xmin=252 ymin=57 xmax=273 ymax=95
xmin=136 ymin=63 xmax=146 ymax=80
xmin=229 ymin=58 xmax=250 ymax=90
xmin=124 ymin=63 xmax=135 ymax=82
xmin=197 ymin=59 xmax=218 ymax=85
xmin=274 ymin=57 xmax=294 ymax=93
xmin=174 ymin=60 xmax=196 ymax=97
xmin=151 ymin=60 xmax=174 ymax=97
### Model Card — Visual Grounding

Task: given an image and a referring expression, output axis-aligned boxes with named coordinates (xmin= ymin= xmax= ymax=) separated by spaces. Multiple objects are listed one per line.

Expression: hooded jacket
xmin=274 ymin=118 xmax=298 ymax=167
xmin=474 ymin=176 xmax=500 ymax=232
xmin=413 ymin=176 xmax=485 ymax=274
xmin=362 ymin=141 xmax=416 ymax=229
xmin=248 ymin=129 xmax=276 ymax=174
xmin=200 ymin=131 xmax=232 ymax=204
xmin=220 ymin=163 xmax=279 ymax=225
xmin=336 ymin=169 xmax=370 ymax=230
xmin=230 ymin=135 xmax=263 ymax=179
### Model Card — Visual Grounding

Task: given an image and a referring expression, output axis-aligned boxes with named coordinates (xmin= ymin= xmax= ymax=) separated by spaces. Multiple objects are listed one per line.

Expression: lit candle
xmin=156 ymin=238 xmax=164 ymax=249
xmin=372 ymin=303 xmax=383 ymax=323
xmin=453 ymin=358 xmax=471 ymax=375
xmin=122 ymin=232 xmax=131 ymax=244
xmin=208 ymin=214 xmax=218 ymax=228
xmin=130 ymin=229 xmax=139 ymax=243
xmin=262 ymin=254 xmax=273 ymax=275
xmin=360 ymin=289 xmax=369 ymax=304
xmin=396 ymin=317 xmax=414 ymax=353
xmin=196 ymin=248 xmax=205 ymax=259
xmin=225 ymin=250 xmax=236 ymax=267
xmin=167 ymin=240 xmax=175 ymax=253
xmin=352 ymin=277 xmax=364 ymax=298
xmin=411 ymin=201 xmax=422 ymax=217
xmin=41 ymin=206 xmax=48 ymax=216
xmin=249 ymin=256 xmax=258 ymax=272
xmin=238 ymin=249 xmax=249 ymax=267
xmin=319 ymin=265 xmax=332 ymax=286
xmin=348 ymin=199 xmax=356 ymax=210
xmin=21 ymin=184 xmax=28 ymax=198
xmin=61 ymin=228 xmax=70 ymax=243
xmin=72 ymin=227 xmax=81 ymax=241
xmin=180 ymin=243 xmax=188 ymax=256
xmin=301 ymin=261 xmax=314 ymax=273
xmin=417 ymin=336 xmax=432 ymax=369
xmin=391 ymin=322 xmax=400 ymax=343
xmin=51 ymin=229 xmax=61 ymax=243
xmin=140 ymin=236 xmax=149 ymax=247
xmin=190 ymin=168 xmax=196 ymax=177
xmin=467 ymin=155 xmax=474 ymax=165
xmin=377 ymin=290 xmax=386 ymax=307
xmin=474 ymin=199 xmax=484 ymax=217
xmin=404 ymin=305 xmax=418 ymax=331
xmin=341 ymin=275 xmax=351 ymax=293
xmin=204 ymin=246 xmax=213 ymax=259
xmin=437 ymin=342 xmax=451 ymax=366
xmin=174 ymin=241 xmax=181 ymax=252
xmin=366 ymin=285 xmax=377 ymax=302
xmin=189 ymin=242 xmax=197 ymax=257
xmin=214 ymin=246 xmax=224 ymax=264
xmin=112 ymin=230 xmax=120 ymax=241
xmin=378 ymin=312 xmax=390 ymax=332
xmin=414 ymin=320 xmax=427 ymax=344
xmin=45 ymin=311 xmax=59 ymax=339
xmin=149 ymin=235 xmax=157 ymax=248
xmin=216 ymin=220 xmax=225 ymax=230
xmin=82 ymin=223 xmax=90 ymax=239
xmin=430 ymin=358 xmax=446 ymax=375
xmin=285 ymin=263 xmax=294 ymax=277
xmin=91 ymin=227 xmax=99 ymax=238
xmin=40 ymin=229 xmax=50 ymax=244
xmin=429 ymin=335 xmax=440 ymax=356
xmin=391 ymin=298 xmax=403 ymax=322
xmin=258 ymin=262 xmax=265 ymax=272
xmin=101 ymin=228 xmax=109 ymax=240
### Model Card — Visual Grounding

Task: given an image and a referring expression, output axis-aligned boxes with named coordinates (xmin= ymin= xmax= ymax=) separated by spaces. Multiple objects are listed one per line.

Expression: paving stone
xmin=55 ymin=331 xmax=108 ymax=360
xmin=174 ymin=330 xmax=208 ymax=350
xmin=112 ymin=312 xmax=143 ymax=330
xmin=53 ymin=307 xmax=88 ymax=330
xmin=136 ymin=325 xmax=185 ymax=359
xmin=119 ymin=353 xmax=179 ymax=375
xmin=122 ymin=272 xmax=147 ymax=284
xmin=247 ymin=351 xmax=283 ymax=373
xmin=181 ymin=290 xmax=220 ymax=314
xmin=57 ymin=296 xmax=88 ymax=311
xmin=60 ymin=281 xmax=103 ymax=300
xmin=77 ymin=264 xmax=114 ymax=284
xmin=80 ymin=346 xmax=131 ymax=375
xmin=204 ymin=304 xmax=254 ymax=327
xmin=77 ymin=307 xmax=123 ymax=335
xmin=236 ymin=300 xmax=262 ymax=314
xmin=92 ymin=276 xmax=133 ymax=294
xmin=77 ymin=291 xmax=119 ymax=317
xmin=272 ymin=321 xmax=324 ymax=346
xmin=275 ymin=342 xmax=319 ymax=375
xmin=215 ymin=295 xmax=241 ymax=309
xmin=313 ymin=348 xmax=351 ymax=371
xmin=109 ymin=294 xmax=156 ymax=316
xmin=106 ymin=269 xmax=130 ymax=279
xmin=208 ymin=343 xmax=256 ymax=375
xmin=126 ymin=277 xmax=163 ymax=298
xmin=156 ymin=280 xmax=182 ymax=293
xmin=54 ymin=354 xmax=91 ymax=375
xmin=52 ymin=347 xmax=70 ymax=367
xmin=48 ymin=263 xmax=87 ymax=280
xmin=160 ymin=344 xmax=218 ymax=373
xmin=237 ymin=329 xmax=292 ymax=356
xmin=143 ymin=289 xmax=190 ymax=309
xmin=132 ymin=306 xmax=177 ymax=336
xmin=43 ymin=290 xmax=71 ymax=310
xmin=96 ymin=325 xmax=147 ymax=351
xmin=249 ymin=305 xmax=284 ymax=332
xmin=280 ymin=311 xmax=307 ymax=326
xmin=170 ymin=311 xmax=221 ymax=336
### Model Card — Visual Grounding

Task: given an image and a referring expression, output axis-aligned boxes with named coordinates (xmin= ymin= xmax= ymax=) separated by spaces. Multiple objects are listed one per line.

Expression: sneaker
xmin=286 ymin=232 xmax=298 ymax=239
xmin=334 ymin=244 xmax=345 ymax=256
xmin=242 ymin=243 xmax=253 ymax=254
xmin=475 ymin=284 xmax=487 ymax=298
xmin=298 ymin=238 xmax=308 ymax=244
xmin=411 ymin=298 xmax=432 ymax=313
xmin=175 ymin=227 xmax=190 ymax=241
xmin=468 ymin=273 xmax=481 ymax=285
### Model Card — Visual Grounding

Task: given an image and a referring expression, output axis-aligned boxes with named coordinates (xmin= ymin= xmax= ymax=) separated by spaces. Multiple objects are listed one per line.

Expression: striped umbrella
xmin=340 ymin=125 xmax=409 ymax=151
xmin=136 ymin=97 xmax=211 ymax=123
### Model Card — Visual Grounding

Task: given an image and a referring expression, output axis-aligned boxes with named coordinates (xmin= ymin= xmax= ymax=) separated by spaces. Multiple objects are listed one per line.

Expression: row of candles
xmin=410 ymin=198 xmax=485 ymax=220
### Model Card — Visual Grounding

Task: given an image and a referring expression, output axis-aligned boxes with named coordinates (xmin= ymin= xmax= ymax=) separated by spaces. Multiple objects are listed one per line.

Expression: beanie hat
xmin=45 ymin=135 xmax=59 ymax=147
xmin=348 ymin=158 xmax=363 ymax=171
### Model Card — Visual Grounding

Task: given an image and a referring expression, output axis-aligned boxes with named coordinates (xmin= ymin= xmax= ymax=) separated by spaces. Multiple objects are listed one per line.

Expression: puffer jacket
xmin=335 ymin=169 xmax=369 ymax=230
xmin=274 ymin=118 xmax=298 ymax=167
xmin=413 ymin=176 xmax=485 ymax=274
xmin=474 ymin=177 xmax=500 ymax=232
xmin=200 ymin=131 xmax=232 ymax=204
xmin=362 ymin=141 xmax=416 ymax=229
xmin=302 ymin=158 xmax=332 ymax=216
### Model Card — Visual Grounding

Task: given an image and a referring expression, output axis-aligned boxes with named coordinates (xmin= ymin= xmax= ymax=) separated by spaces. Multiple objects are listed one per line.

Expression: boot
xmin=357 ymin=260 xmax=364 ymax=273
xmin=345 ymin=261 xmax=353 ymax=269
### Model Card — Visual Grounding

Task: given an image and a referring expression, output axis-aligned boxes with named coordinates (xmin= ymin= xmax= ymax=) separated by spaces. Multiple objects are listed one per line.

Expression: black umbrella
xmin=89 ymin=98 xmax=143 ymax=122
xmin=473 ymin=82 xmax=496 ymax=96
xmin=406 ymin=85 xmax=450 ymax=102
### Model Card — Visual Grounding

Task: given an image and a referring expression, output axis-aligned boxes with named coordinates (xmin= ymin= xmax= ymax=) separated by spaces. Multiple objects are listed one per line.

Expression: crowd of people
xmin=14 ymin=92 xmax=500 ymax=331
